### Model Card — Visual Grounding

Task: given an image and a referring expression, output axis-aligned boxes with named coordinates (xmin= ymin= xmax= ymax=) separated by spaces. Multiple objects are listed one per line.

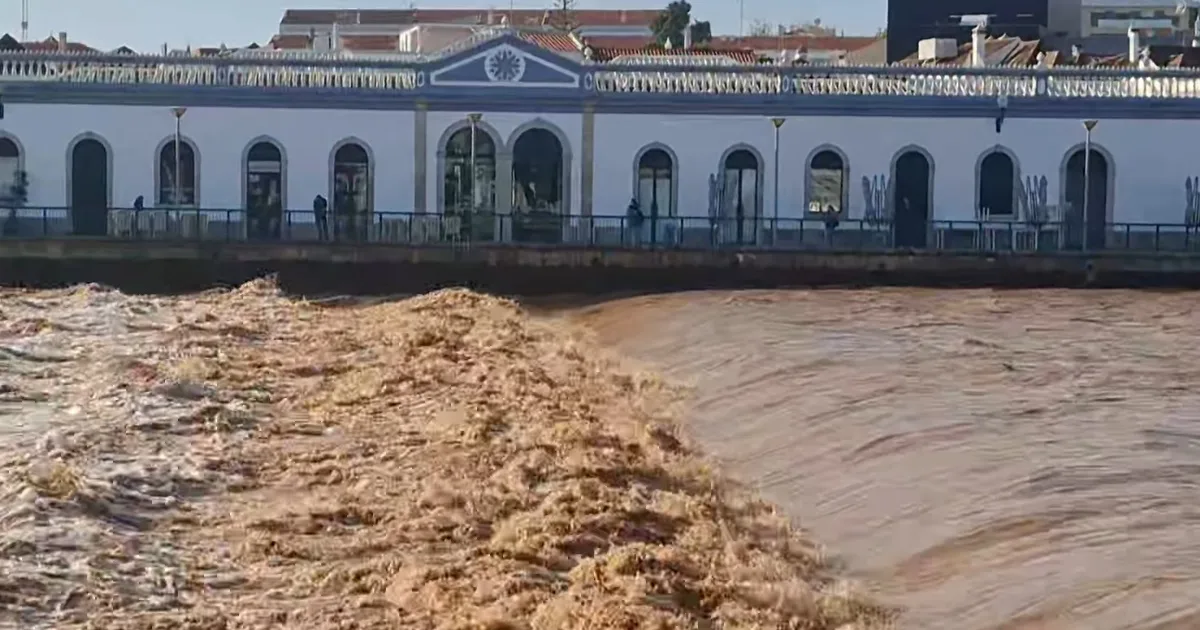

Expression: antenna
xmin=20 ymin=0 xmax=29 ymax=41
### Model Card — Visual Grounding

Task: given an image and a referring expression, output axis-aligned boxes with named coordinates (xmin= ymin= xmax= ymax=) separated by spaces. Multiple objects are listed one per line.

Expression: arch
xmin=974 ymin=145 xmax=1020 ymax=219
xmin=1059 ymin=142 xmax=1115 ymax=250
xmin=328 ymin=137 xmax=375 ymax=240
xmin=804 ymin=143 xmax=850 ymax=217
xmin=435 ymin=120 xmax=503 ymax=220
xmin=65 ymin=132 xmax=114 ymax=236
xmin=240 ymin=135 xmax=288 ymax=239
xmin=507 ymin=117 xmax=573 ymax=217
xmin=717 ymin=143 xmax=765 ymax=245
xmin=0 ymin=132 xmax=26 ymax=203
xmin=889 ymin=144 xmax=935 ymax=248
xmin=631 ymin=142 xmax=679 ymax=218
xmin=153 ymin=135 xmax=201 ymax=207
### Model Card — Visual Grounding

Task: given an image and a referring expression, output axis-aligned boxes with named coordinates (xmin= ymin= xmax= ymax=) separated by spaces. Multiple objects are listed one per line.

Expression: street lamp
xmin=771 ymin=117 xmax=786 ymax=245
xmin=1082 ymin=119 xmax=1098 ymax=251
xmin=171 ymin=107 xmax=187 ymax=207
xmin=466 ymin=113 xmax=483 ymax=241
xmin=467 ymin=113 xmax=483 ymax=209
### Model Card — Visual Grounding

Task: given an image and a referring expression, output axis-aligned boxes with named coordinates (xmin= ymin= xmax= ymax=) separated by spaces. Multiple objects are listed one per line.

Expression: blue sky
xmin=0 ymin=0 xmax=885 ymax=51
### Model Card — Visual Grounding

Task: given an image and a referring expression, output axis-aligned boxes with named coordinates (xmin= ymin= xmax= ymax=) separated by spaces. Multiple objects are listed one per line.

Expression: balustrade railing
xmin=4 ymin=207 xmax=1200 ymax=253
xmin=5 ymin=29 xmax=1200 ymax=97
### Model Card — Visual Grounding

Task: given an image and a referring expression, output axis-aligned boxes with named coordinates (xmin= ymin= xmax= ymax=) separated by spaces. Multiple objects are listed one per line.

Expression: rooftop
xmin=279 ymin=8 xmax=661 ymax=28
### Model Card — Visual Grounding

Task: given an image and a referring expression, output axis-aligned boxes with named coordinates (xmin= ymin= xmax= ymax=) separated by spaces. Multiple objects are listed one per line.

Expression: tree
xmin=650 ymin=1 xmax=711 ymax=47
xmin=548 ymin=0 xmax=578 ymax=31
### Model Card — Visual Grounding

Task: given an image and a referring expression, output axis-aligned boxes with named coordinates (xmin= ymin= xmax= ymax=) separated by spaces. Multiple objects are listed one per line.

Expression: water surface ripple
xmin=569 ymin=289 xmax=1200 ymax=630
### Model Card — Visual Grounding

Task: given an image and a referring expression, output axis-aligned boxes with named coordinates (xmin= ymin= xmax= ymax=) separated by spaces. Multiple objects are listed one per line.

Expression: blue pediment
xmin=427 ymin=34 xmax=581 ymax=88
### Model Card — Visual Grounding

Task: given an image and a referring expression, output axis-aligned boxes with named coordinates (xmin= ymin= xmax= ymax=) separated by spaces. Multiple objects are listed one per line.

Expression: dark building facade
xmin=886 ymin=0 xmax=1049 ymax=62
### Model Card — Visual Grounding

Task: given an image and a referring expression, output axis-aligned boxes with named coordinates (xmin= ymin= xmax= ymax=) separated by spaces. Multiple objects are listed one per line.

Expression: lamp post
xmin=467 ymin=113 xmax=483 ymax=240
xmin=1082 ymin=119 xmax=1098 ymax=251
xmin=171 ymin=107 xmax=187 ymax=207
xmin=771 ymin=117 xmax=786 ymax=245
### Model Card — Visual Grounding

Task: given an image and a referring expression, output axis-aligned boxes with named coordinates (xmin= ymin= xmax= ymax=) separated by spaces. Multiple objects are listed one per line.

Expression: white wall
xmin=424 ymin=111 xmax=582 ymax=214
xmin=3 ymin=102 xmax=1195 ymax=227
xmin=3 ymin=104 xmax=414 ymax=212
xmin=593 ymin=113 xmax=1198 ymax=225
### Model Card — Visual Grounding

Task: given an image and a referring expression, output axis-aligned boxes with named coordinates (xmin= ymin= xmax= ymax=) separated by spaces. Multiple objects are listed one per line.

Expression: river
xmin=566 ymin=288 xmax=1200 ymax=630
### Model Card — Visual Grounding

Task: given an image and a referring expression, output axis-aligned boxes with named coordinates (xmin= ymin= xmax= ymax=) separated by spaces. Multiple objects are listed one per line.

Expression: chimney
xmin=619 ymin=9 xmax=627 ymax=24
xmin=161 ymin=42 xmax=168 ymax=55
xmin=58 ymin=32 xmax=67 ymax=52
xmin=331 ymin=22 xmax=341 ymax=50
xmin=683 ymin=20 xmax=692 ymax=49
xmin=1128 ymin=25 xmax=1139 ymax=63
xmin=970 ymin=22 xmax=986 ymax=67
xmin=487 ymin=7 xmax=495 ymax=25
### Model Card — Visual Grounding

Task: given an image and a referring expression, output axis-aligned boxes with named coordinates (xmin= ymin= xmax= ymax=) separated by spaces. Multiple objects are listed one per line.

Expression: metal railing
xmin=3 ymin=207 xmax=1200 ymax=254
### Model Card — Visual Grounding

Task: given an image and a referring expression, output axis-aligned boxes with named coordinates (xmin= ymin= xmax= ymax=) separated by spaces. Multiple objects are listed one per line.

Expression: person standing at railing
xmin=823 ymin=205 xmax=839 ymax=247
xmin=313 ymin=194 xmax=329 ymax=241
xmin=626 ymin=197 xmax=643 ymax=247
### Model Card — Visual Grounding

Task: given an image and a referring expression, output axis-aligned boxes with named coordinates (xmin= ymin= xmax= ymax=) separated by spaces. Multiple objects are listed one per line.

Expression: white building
xmin=1 ymin=30 xmax=1199 ymax=250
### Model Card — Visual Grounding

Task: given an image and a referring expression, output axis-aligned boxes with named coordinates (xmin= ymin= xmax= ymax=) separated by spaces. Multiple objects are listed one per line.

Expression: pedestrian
xmin=626 ymin=197 xmax=643 ymax=246
xmin=313 ymin=194 xmax=328 ymax=241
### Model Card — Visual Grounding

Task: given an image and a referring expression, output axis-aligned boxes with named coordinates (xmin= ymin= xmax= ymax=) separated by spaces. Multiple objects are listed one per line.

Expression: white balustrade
xmin=2 ymin=28 xmax=1200 ymax=98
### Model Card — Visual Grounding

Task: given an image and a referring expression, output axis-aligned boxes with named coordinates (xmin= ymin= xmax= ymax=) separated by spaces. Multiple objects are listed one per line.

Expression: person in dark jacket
xmin=313 ymin=194 xmax=329 ymax=240
xmin=626 ymin=197 xmax=644 ymax=246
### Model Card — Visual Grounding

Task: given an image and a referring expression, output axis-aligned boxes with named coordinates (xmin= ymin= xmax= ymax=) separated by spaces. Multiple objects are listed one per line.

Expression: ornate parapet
xmin=2 ymin=31 xmax=1200 ymax=99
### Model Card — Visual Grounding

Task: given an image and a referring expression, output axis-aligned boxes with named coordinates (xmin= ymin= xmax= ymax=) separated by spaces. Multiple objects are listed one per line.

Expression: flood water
xmin=567 ymin=289 xmax=1200 ymax=630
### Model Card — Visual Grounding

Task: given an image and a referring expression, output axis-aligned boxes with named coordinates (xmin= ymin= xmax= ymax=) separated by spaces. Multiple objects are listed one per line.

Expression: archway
xmin=69 ymin=138 xmax=110 ymax=236
xmin=722 ymin=149 xmax=760 ymax=245
xmin=244 ymin=140 xmax=284 ymax=240
xmin=636 ymin=148 xmax=673 ymax=244
xmin=977 ymin=151 xmax=1015 ymax=218
xmin=332 ymin=142 xmax=371 ymax=240
xmin=442 ymin=126 xmax=497 ymax=241
xmin=511 ymin=127 xmax=563 ymax=244
xmin=892 ymin=149 xmax=932 ymax=248
xmin=807 ymin=149 xmax=847 ymax=215
xmin=157 ymin=139 xmax=197 ymax=206
xmin=1064 ymin=149 xmax=1109 ymax=250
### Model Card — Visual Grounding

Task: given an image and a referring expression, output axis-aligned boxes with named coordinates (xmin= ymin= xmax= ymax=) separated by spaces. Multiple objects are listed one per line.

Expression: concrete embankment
xmin=0 ymin=239 xmax=1198 ymax=293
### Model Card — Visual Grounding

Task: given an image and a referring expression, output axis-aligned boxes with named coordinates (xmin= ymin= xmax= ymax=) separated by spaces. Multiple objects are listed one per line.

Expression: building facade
xmin=1 ymin=30 xmax=1199 ymax=250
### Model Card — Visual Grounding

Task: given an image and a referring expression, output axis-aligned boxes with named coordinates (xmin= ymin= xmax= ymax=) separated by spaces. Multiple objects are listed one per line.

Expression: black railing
xmin=3 ymin=207 xmax=1200 ymax=253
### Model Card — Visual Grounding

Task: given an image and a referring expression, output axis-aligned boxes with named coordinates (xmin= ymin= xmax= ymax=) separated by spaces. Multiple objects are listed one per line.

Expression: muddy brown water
xmin=563 ymin=289 xmax=1200 ymax=630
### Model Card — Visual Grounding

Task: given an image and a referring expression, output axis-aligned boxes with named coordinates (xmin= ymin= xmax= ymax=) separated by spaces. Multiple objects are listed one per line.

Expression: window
xmin=157 ymin=139 xmax=197 ymax=206
xmin=978 ymin=150 xmax=1016 ymax=218
xmin=807 ymin=149 xmax=846 ymax=215
xmin=636 ymin=148 xmax=674 ymax=218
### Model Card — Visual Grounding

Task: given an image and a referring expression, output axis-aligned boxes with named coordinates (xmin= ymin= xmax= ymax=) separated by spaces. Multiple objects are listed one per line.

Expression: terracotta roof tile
xmin=591 ymin=45 xmax=759 ymax=64
xmin=519 ymin=31 xmax=578 ymax=53
xmin=710 ymin=35 xmax=877 ymax=52
xmin=280 ymin=8 xmax=660 ymax=27
xmin=340 ymin=35 xmax=399 ymax=52
xmin=22 ymin=36 xmax=93 ymax=53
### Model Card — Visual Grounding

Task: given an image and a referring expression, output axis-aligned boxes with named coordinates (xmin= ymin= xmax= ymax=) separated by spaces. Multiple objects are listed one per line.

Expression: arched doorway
xmin=892 ymin=149 xmax=932 ymax=248
xmin=636 ymin=148 xmax=673 ymax=245
xmin=442 ymin=126 xmax=497 ymax=241
xmin=807 ymin=149 xmax=847 ymax=214
xmin=332 ymin=142 xmax=371 ymax=240
xmin=0 ymin=137 xmax=21 ymax=200
xmin=722 ymin=149 xmax=760 ymax=245
xmin=1064 ymin=149 xmax=1109 ymax=250
xmin=244 ymin=140 xmax=284 ymax=240
xmin=978 ymin=151 xmax=1015 ymax=218
xmin=511 ymin=127 xmax=563 ymax=244
xmin=70 ymin=138 xmax=110 ymax=236
xmin=157 ymin=139 xmax=197 ymax=206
